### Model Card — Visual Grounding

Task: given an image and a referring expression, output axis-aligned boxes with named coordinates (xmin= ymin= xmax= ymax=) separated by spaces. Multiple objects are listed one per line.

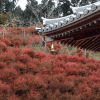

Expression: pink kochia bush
xmin=21 ymin=47 xmax=35 ymax=58
xmin=0 ymin=41 xmax=8 ymax=53
xmin=1 ymin=38 xmax=11 ymax=46
xmin=0 ymin=45 xmax=100 ymax=100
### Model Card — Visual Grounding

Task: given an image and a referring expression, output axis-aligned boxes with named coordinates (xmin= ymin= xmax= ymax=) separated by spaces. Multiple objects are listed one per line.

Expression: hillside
xmin=0 ymin=26 xmax=100 ymax=100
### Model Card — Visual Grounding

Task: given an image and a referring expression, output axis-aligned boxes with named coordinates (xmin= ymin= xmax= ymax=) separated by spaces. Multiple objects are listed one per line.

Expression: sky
xmin=16 ymin=0 xmax=42 ymax=10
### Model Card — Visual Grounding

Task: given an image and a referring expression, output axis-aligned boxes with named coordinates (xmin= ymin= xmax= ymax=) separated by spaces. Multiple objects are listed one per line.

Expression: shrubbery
xmin=0 ymin=42 xmax=99 ymax=100
xmin=0 ymin=27 xmax=100 ymax=100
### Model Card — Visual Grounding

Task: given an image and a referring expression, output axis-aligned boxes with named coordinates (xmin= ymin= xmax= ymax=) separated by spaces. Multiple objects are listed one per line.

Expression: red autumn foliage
xmin=52 ymin=67 xmax=65 ymax=74
xmin=35 ymin=51 xmax=47 ymax=60
xmin=1 ymin=38 xmax=11 ymax=46
xmin=21 ymin=47 xmax=35 ymax=58
xmin=0 ymin=27 xmax=100 ymax=100
xmin=13 ymin=40 xmax=21 ymax=48
xmin=13 ymin=76 xmax=28 ymax=91
xmin=0 ymin=80 xmax=12 ymax=99
xmin=7 ymin=95 xmax=21 ymax=100
xmin=10 ymin=47 xmax=21 ymax=56
xmin=56 ymin=52 xmax=68 ymax=63
xmin=34 ymin=35 xmax=40 ymax=43
xmin=16 ymin=53 xmax=32 ymax=64
xmin=0 ymin=62 xmax=7 ymax=69
xmin=68 ymin=55 xmax=79 ymax=63
xmin=54 ymin=43 xmax=61 ymax=53
xmin=27 ymin=26 xmax=36 ymax=34
xmin=0 ymin=67 xmax=19 ymax=84
xmin=0 ymin=41 xmax=8 ymax=53
xmin=22 ymin=39 xmax=28 ymax=45
xmin=77 ymin=49 xmax=84 ymax=57
xmin=0 ymin=52 xmax=15 ymax=65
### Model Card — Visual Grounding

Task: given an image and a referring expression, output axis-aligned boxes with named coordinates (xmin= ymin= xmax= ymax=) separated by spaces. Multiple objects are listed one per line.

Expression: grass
xmin=31 ymin=44 xmax=45 ymax=52
xmin=86 ymin=50 xmax=100 ymax=60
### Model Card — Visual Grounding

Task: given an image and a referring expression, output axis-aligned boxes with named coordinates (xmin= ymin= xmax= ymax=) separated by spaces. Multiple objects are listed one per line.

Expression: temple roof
xmin=36 ymin=1 xmax=100 ymax=33
xmin=36 ymin=1 xmax=100 ymax=52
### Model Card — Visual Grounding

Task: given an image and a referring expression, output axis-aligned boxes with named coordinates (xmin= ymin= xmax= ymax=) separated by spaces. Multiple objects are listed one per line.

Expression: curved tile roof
xmin=36 ymin=1 xmax=100 ymax=33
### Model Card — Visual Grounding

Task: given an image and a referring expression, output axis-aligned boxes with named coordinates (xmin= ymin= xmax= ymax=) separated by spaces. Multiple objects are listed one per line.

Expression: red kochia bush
xmin=65 ymin=67 xmax=78 ymax=76
xmin=0 ymin=34 xmax=100 ymax=100
xmin=0 ymin=67 xmax=19 ymax=83
xmin=16 ymin=54 xmax=32 ymax=64
xmin=68 ymin=55 xmax=79 ymax=63
xmin=0 ymin=80 xmax=12 ymax=99
xmin=77 ymin=49 xmax=84 ymax=57
xmin=13 ymin=40 xmax=21 ymax=48
xmin=22 ymin=39 xmax=28 ymax=45
xmin=0 ymin=62 xmax=7 ymax=69
xmin=9 ymin=62 xmax=27 ymax=75
xmin=34 ymin=35 xmax=40 ymax=44
xmin=54 ymin=43 xmax=61 ymax=53
xmin=12 ymin=35 xmax=21 ymax=48
xmin=11 ymin=47 xmax=21 ymax=56
xmin=52 ymin=67 xmax=65 ymax=74
xmin=26 ymin=62 xmax=37 ymax=74
xmin=1 ymin=38 xmax=11 ymax=46
xmin=0 ymin=52 xmax=15 ymax=64
xmin=78 ymin=83 xmax=92 ymax=97
xmin=87 ymin=58 xmax=96 ymax=63
xmin=35 ymin=51 xmax=47 ymax=60
xmin=13 ymin=76 xmax=28 ymax=91
xmin=46 ymin=42 xmax=52 ymax=49
xmin=7 ymin=95 xmax=21 ymax=100
xmin=79 ymin=56 xmax=87 ymax=64
xmin=0 ymin=41 xmax=8 ymax=53
xmin=21 ymin=47 xmax=35 ymax=58
xmin=56 ymin=52 xmax=68 ymax=63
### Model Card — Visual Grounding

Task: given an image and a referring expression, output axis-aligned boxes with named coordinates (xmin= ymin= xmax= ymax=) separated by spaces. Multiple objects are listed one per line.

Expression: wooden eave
xmin=43 ymin=6 xmax=100 ymax=51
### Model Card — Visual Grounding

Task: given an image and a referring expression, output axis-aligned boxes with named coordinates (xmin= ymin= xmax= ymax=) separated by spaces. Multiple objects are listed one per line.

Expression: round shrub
xmin=21 ymin=47 xmax=35 ymax=58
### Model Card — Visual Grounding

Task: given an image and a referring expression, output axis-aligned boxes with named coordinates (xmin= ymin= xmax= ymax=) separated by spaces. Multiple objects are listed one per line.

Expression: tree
xmin=22 ymin=5 xmax=36 ymax=26
xmin=41 ymin=0 xmax=55 ymax=18
xmin=13 ymin=6 xmax=24 ymax=20
xmin=71 ymin=0 xmax=80 ymax=7
xmin=53 ymin=0 xmax=73 ymax=17
xmin=71 ymin=0 xmax=98 ymax=7
xmin=80 ymin=0 xmax=98 ymax=6
xmin=27 ymin=0 xmax=41 ymax=24
xmin=0 ymin=12 xmax=11 ymax=25
xmin=0 ymin=0 xmax=14 ymax=14
xmin=60 ymin=0 xmax=73 ymax=16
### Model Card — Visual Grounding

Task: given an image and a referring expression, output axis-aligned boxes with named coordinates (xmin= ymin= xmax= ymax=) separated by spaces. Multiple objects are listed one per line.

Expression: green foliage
xmin=0 ymin=12 xmax=10 ymax=25
xmin=71 ymin=0 xmax=80 ymax=7
xmin=71 ymin=0 xmax=98 ymax=6
xmin=53 ymin=0 xmax=73 ymax=17
xmin=60 ymin=0 xmax=73 ymax=16
xmin=0 ymin=0 xmax=15 ymax=13
xmin=12 ymin=6 xmax=23 ymax=19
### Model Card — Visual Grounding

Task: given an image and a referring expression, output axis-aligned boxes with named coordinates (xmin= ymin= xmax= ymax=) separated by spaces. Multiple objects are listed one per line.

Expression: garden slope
xmin=0 ymin=43 xmax=100 ymax=100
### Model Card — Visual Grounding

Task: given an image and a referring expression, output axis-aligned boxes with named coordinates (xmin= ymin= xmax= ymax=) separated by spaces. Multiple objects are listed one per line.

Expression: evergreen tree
xmin=60 ymin=0 xmax=73 ymax=16
xmin=80 ymin=0 xmax=98 ymax=6
xmin=41 ymin=0 xmax=55 ymax=18
xmin=13 ymin=6 xmax=24 ymax=19
xmin=53 ymin=0 xmax=73 ymax=17
xmin=0 ymin=0 xmax=15 ymax=14
xmin=71 ymin=0 xmax=98 ymax=7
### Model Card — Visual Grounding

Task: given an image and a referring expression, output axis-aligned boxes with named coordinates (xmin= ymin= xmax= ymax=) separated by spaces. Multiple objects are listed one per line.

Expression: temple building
xmin=36 ymin=1 xmax=100 ymax=52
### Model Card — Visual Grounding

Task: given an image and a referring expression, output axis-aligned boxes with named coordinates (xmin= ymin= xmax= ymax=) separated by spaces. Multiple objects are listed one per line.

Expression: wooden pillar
xmin=45 ymin=36 xmax=47 ymax=53
xmin=85 ymin=49 xmax=86 ymax=57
